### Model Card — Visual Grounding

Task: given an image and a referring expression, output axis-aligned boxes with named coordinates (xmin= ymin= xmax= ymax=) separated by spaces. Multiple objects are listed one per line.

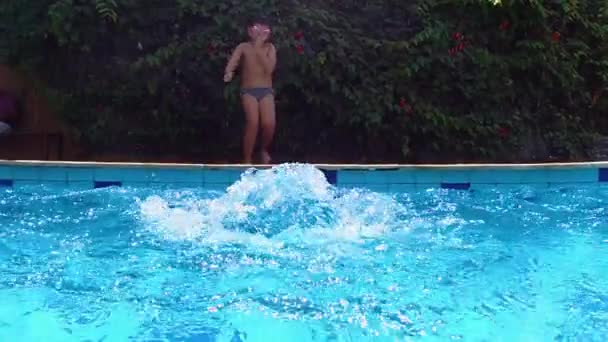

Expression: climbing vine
xmin=1 ymin=0 xmax=607 ymax=162
xmin=95 ymin=0 xmax=118 ymax=23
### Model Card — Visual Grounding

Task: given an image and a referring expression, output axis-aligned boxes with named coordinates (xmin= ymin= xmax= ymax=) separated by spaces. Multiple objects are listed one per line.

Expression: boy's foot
xmin=261 ymin=150 xmax=272 ymax=164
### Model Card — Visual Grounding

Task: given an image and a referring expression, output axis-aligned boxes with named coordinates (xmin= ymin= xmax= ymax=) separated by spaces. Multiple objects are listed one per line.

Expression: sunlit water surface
xmin=1 ymin=164 xmax=608 ymax=341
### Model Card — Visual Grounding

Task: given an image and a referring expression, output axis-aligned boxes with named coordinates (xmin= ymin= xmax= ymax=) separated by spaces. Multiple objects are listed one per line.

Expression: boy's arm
xmin=224 ymin=43 xmax=244 ymax=76
xmin=254 ymin=44 xmax=276 ymax=74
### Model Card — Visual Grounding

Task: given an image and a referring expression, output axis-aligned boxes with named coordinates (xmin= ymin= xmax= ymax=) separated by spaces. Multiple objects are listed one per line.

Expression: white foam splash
xmin=139 ymin=195 xmax=206 ymax=240
xmin=138 ymin=164 xmax=411 ymax=245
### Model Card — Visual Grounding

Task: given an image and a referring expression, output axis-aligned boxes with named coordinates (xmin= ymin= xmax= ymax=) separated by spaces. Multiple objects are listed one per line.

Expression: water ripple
xmin=0 ymin=164 xmax=607 ymax=341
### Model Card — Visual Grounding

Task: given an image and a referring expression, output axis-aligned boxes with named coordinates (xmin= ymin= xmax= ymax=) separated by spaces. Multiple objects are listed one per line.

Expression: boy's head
xmin=247 ymin=18 xmax=271 ymax=41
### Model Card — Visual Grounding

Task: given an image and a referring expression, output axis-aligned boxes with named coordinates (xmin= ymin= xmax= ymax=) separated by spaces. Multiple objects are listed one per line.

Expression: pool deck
xmin=0 ymin=159 xmax=607 ymax=190
xmin=0 ymin=159 xmax=606 ymax=169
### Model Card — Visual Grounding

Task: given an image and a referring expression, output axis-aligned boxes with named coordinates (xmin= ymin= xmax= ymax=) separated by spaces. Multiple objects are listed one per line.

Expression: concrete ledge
xmin=0 ymin=159 xmax=606 ymax=169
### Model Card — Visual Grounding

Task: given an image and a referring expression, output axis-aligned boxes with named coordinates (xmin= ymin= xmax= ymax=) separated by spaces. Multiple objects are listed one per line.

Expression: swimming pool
xmin=1 ymin=163 xmax=607 ymax=341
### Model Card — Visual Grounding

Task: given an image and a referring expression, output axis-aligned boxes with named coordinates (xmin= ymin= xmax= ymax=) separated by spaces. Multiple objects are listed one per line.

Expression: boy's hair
xmin=247 ymin=17 xmax=272 ymax=28
xmin=246 ymin=17 xmax=273 ymax=42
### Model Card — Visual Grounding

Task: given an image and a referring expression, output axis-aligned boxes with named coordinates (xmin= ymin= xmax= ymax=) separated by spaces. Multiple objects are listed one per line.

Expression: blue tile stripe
xmin=0 ymin=164 xmax=604 ymax=190
xmin=598 ymin=168 xmax=608 ymax=182
xmin=441 ymin=182 xmax=471 ymax=190
xmin=321 ymin=169 xmax=337 ymax=185
xmin=94 ymin=181 xmax=122 ymax=188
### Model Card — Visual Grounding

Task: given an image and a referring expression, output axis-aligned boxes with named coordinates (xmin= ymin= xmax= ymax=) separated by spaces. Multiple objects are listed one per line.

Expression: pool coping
xmin=0 ymin=159 xmax=606 ymax=170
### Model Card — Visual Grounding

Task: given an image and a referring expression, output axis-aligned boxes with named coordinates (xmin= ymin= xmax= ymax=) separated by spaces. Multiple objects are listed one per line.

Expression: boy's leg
xmin=259 ymin=94 xmax=276 ymax=164
xmin=241 ymin=95 xmax=260 ymax=164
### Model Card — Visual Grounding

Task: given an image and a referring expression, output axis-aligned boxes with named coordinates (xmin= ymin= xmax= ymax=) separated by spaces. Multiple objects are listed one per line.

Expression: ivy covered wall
xmin=1 ymin=0 xmax=607 ymax=162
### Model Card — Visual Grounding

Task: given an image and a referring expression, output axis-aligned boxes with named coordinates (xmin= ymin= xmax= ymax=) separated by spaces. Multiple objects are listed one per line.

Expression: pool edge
xmin=1 ymin=159 xmax=606 ymax=190
xmin=0 ymin=159 xmax=606 ymax=170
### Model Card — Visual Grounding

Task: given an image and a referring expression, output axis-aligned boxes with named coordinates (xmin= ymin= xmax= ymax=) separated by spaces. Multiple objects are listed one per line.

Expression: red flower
xmin=498 ymin=126 xmax=510 ymax=138
xmin=499 ymin=20 xmax=510 ymax=31
xmin=452 ymin=32 xmax=463 ymax=41
xmin=296 ymin=45 xmax=304 ymax=54
xmin=294 ymin=31 xmax=304 ymax=40
xmin=399 ymin=98 xmax=413 ymax=113
xmin=552 ymin=31 xmax=561 ymax=42
xmin=457 ymin=42 xmax=465 ymax=51
xmin=449 ymin=48 xmax=456 ymax=56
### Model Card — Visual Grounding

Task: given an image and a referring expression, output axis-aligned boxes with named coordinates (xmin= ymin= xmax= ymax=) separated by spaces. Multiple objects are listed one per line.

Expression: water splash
xmin=138 ymin=164 xmax=410 ymax=244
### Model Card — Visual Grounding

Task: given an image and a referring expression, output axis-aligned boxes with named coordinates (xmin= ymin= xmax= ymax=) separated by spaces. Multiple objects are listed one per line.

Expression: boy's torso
xmin=240 ymin=43 xmax=273 ymax=89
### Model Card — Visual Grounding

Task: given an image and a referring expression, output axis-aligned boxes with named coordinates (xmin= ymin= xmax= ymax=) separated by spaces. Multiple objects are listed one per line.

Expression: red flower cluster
xmin=399 ymin=98 xmax=413 ymax=114
xmin=498 ymin=126 xmax=510 ymax=138
xmin=449 ymin=32 xmax=466 ymax=56
xmin=552 ymin=31 xmax=561 ymax=42
xmin=294 ymin=31 xmax=305 ymax=54
xmin=499 ymin=20 xmax=510 ymax=31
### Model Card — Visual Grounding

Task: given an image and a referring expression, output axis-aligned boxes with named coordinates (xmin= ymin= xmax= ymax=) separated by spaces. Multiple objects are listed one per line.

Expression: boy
xmin=224 ymin=19 xmax=277 ymax=164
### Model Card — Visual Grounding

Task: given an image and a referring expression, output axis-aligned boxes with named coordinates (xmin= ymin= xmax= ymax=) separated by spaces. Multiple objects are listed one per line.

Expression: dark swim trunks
xmin=240 ymin=88 xmax=274 ymax=101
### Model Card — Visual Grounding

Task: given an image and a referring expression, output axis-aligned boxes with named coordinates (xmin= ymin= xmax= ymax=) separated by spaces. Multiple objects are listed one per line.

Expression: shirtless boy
xmin=224 ymin=19 xmax=277 ymax=164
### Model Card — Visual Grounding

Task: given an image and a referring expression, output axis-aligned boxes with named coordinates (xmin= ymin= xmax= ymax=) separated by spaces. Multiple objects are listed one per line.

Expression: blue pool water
xmin=1 ymin=164 xmax=608 ymax=341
